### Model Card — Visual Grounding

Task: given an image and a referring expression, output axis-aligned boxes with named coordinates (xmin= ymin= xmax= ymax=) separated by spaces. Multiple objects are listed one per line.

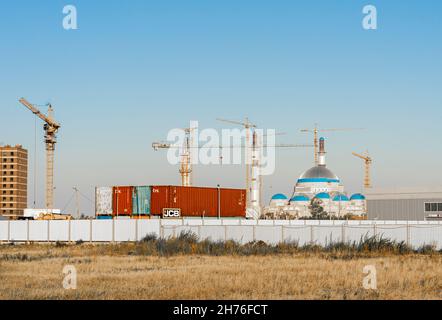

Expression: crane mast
xmin=179 ymin=128 xmax=193 ymax=187
xmin=19 ymin=98 xmax=61 ymax=209
xmin=216 ymin=118 xmax=257 ymax=209
xmin=301 ymin=124 xmax=364 ymax=166
xmin=152 ymin=127 xmax=195 ymax=187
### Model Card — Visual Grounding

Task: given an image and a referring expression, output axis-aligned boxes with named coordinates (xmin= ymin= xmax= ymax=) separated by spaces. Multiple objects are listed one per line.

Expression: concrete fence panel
xmin=314 ymin=226 xmax=344 ymax=246
xmin=137 ymin=219 xmax=160 ymax=241
xmin=173 ymin=226 xmax=200 ymax=239
xmin=345 ymin=225 xmax=376 ymax=243
xmin=281 ymin=226 xmax=311 ymax=246
xmin=0 ymin=221 xmax=9 ymax=241
xmin=49 ymin=220 xmax=70 ymax=242
xmin=255 ymin=226 xmax=283 ymax=244
xmin=226 ymin=226 xmax=254 ymax=244
xmin=409 ymin=225 xmax=442 ymax=249
xmin=115 ymin=220 xmax=137 ymax=242
xmin=199 ymin=226 xmax=226 ymax=242
xmin=70 ymin=220 xmax=91 ymax=242
xmin=9 ymin=221 xmax=28 ymax=242
xmin=376 ymin=225 xmax=408 ymax=244
xmin=92 ymin=220 xmax=113 ymax=242
xmin=29 ymin=221 xmax=49 ymax=242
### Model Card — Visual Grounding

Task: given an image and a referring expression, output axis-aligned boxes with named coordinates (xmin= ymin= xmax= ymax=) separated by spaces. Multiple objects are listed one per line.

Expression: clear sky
xmin=0 ymin=1 xmax=441 ymax=215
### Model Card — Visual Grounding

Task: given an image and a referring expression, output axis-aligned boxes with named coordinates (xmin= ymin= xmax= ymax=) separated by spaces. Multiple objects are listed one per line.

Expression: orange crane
xmin=301 ymin=124 xmax=364 ymax=165
xmin=18 ymin=98 xmax=61 ymax=209
xmin=352 ymin=151 xmax=373 ymax=189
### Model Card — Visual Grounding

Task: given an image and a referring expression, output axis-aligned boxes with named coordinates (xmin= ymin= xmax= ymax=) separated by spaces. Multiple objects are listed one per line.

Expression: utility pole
xmin=73 ymin=187 xmax=80 ymax=219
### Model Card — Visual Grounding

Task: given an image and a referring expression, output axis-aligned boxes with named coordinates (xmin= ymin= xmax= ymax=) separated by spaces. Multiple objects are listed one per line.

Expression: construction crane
xmin=301 ymin=124 xmax=364 ymax=166
xmin=152 ymin=127 xmax=195 ymax=187
xmin=216 ymin=118 xmax=257 ymax=209
xmin=18 ymin=98 xmax=61 ymax=209
xmin=352 ymin=151 xmax=373 ymax=189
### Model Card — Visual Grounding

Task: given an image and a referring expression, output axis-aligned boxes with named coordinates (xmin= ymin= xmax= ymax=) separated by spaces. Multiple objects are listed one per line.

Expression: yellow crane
xmin=352 ymin=151 xmax=373 ymax=189
xmin=18 ymin=98 xmax=61 ymax=209
xmin=301 ymin=124 xmax=364 ymax=165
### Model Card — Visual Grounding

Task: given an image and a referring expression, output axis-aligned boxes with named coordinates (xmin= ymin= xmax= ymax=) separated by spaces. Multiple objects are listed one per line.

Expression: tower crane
xmin=152 ymin=127 xmax=195 ymax=187
xmin=352 ymin=151 xmax=373 ymax=189
xmin=18 ymin=98 xmax=61 ymax=209
xmin=301 ymin=124 xmax=364 ymax=166
xmin=216 ymin=118 xmax=257 ymax=209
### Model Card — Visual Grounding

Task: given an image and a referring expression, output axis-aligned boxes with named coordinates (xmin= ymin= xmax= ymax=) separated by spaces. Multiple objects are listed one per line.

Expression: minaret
xmin=318 ymin=137 xmax=326 ymax=166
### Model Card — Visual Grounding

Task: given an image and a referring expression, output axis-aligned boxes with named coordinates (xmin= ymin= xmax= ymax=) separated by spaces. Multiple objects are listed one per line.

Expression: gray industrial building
xmin=366 ymin=187 xmax=442 ymax=221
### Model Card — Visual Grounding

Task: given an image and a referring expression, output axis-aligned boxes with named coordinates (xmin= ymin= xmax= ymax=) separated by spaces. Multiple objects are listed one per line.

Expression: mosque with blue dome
xmin=264 ymin=137 xmax=367 ymax=219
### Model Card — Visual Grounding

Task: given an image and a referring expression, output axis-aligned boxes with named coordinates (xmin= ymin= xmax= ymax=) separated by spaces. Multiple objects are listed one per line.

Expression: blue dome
xmin=350 ymin=193 xmax=366 ymax=200
xmin=291 ymin=195 xmax=310 ymax=202
xmin=315 ymin=192 xmax=330 ymax=200
xmin=333 ymin=194 xmax=349 ymax=202
xmin=271 ymin=193 xmax=288 ymax=200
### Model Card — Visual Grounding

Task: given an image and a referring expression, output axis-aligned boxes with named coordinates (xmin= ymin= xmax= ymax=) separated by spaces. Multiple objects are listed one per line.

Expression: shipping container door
xmin=133 ymin=186 xmax=151 ymax=215
xmin=150 ymin=186 xmax=169 ymax=215
xmin=220 ymin=188 xmax=246 ymax=217
xmin=96 ymin=187 xmax=113 ymax=216
xmin=112 ymin=186 xmax=133 ymax=216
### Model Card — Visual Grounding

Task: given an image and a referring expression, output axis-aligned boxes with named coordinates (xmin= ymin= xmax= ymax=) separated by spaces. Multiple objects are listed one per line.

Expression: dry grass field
xmin=1 ymin=241 xmax=441 ymax=300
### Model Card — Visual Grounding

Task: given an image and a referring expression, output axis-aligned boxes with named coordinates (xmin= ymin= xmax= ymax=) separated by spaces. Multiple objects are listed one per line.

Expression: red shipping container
xmin=220 ymin=188 xmax=246 ymax=217
xmin=112 ymin=186 xmax=133 ymax=216
xmin=150 ymin=186 xmax=246 ymax=218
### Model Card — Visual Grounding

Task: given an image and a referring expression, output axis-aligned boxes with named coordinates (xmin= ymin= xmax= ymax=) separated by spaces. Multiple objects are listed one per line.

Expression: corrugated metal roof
xmin=366 ymin=187 xmax=442 ymax=200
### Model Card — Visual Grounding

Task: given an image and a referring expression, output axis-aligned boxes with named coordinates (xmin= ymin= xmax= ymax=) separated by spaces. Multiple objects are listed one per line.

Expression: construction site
xmin=1 ymin=1 xmax=442 ymax=305
xmin=1 ymin=99 xmax=368 ymax=222
xmin=1 ymin=97 xmax=441 ymax=226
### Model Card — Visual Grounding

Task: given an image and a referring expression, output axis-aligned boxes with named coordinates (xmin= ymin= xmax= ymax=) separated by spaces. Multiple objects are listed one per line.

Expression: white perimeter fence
xmin=1 ymin=219 xmax=442 ymax=249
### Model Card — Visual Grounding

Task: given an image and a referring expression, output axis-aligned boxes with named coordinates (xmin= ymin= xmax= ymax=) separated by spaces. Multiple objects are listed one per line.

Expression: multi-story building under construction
xmin=0 ymin=145 xmax=28 ymax=216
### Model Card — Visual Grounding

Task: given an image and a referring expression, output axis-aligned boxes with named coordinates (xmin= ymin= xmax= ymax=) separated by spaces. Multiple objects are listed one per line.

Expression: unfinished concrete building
xmin=0 ymin=145 xmax=28 ymax=217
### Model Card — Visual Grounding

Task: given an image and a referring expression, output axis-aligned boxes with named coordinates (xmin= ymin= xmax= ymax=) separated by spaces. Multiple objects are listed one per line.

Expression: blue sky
xmin=0 ymin=1 xmax=441 ymax=215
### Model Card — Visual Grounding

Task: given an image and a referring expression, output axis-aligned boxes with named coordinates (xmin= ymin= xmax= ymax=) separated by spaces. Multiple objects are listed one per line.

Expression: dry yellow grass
xmin=0 ymin=244 xmax=441 ymax=300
